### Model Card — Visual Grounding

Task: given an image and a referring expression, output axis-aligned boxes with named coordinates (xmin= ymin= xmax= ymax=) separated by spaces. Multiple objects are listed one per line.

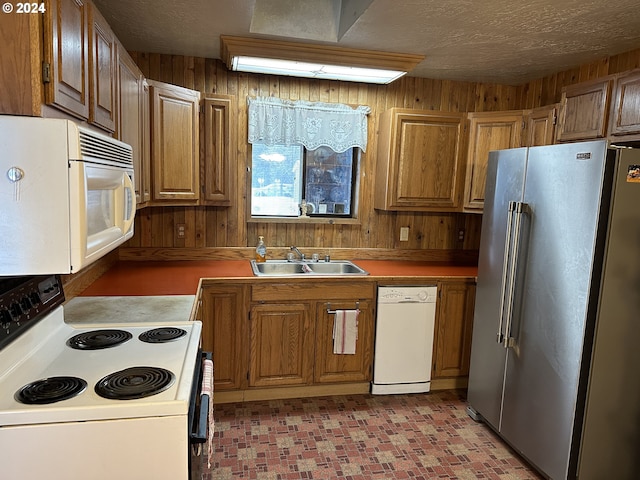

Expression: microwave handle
xmin=122 ymin=173 xmax=135 ymax=234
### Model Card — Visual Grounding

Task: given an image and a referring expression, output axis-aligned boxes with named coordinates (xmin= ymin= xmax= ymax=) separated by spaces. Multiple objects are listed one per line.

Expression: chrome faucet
xmin=290 ymin=246 xmax=305 ymax=261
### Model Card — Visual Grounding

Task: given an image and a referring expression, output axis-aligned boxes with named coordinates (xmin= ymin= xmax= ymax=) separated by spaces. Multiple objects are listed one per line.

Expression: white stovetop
xmin=0 ymin=297 xmax=202 ymax=426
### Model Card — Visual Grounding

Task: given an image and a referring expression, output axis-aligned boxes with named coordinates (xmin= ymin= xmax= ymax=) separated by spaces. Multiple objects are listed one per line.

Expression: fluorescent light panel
xmin=231 ymin=56 xmax=407 ymax=84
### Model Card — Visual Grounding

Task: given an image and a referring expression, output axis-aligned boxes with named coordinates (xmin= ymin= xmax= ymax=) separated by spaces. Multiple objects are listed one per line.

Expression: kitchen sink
xmin=250 ymin=260 xmax=368 ymax=276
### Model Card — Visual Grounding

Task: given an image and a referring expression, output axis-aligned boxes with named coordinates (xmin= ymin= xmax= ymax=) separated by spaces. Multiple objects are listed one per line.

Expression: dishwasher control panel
xmin=377 ymin=286 xmax=437 ymax=303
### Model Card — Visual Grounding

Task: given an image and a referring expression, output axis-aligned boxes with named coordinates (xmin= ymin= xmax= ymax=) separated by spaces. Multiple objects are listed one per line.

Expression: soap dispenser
xmin=255 ymin=236 xmax=267 ymax=262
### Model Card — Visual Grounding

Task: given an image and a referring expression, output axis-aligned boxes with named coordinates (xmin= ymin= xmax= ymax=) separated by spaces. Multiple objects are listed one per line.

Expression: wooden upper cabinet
xmin=88 ymin=3 xmax=116 ymax=132
xmin=523 ymin=104 xmax=558 ymax=147
xmin=148 ymin=80 xmax=200 ymax=202
xmin=0 ymin=14 xmax=42 ymax=116
xmin=116 ymin=46 xmax=149 ymax=205
xmin=201 ymin=94 xmax=236 ymax=205
xmin=464 ymin=111 xmax=523 ymax=212
xmin=375 ymin=108 xmax=466 ymax=211
xmin=45 ymin=0 xmax=90 ymax=120
xmin=609 ymin=69 xmax=640 ymax=137
xmin=556 ymin=76 xmax=614 ymax=142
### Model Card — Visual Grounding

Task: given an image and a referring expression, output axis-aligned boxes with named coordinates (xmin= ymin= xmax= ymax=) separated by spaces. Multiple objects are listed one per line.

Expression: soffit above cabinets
xmin=93 ymin=0 xmax=640 ymax=85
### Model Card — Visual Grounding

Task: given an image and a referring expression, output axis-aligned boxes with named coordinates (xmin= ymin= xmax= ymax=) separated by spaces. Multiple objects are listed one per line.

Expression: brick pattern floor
xmin=203 ymin=390 xmax=543 ymax=479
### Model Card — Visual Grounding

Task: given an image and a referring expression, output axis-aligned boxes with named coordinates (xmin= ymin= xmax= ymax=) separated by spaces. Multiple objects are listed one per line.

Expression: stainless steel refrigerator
xmin=467 ymin=140 xmax=640 ymax=480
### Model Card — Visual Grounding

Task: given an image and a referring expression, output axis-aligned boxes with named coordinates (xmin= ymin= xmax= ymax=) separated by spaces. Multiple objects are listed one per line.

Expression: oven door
xmin=189 ymin=351 xmax=213 ymax=479
xmin=68 ymin=160 xmax=135 ymax=272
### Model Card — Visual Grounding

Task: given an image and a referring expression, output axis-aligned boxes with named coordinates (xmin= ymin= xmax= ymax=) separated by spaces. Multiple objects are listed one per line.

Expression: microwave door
xmin=69 ymin=161 xmax=135 ymax=272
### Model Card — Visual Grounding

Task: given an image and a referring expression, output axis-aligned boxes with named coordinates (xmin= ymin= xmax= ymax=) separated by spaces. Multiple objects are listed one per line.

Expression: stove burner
xmin=95 ymin=367 xmax=175 ymax=400
xmin=16 ymin=376 xmax=87 ymax=404
xmin=67 ymin=329 xmax=132 ymax=350
xmin=138 ymin=327 xmax=187 ymax=343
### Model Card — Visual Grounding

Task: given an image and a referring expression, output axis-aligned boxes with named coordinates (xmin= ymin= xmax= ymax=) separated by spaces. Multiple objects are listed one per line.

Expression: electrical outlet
xmin=458 ymin=229 xmax=465 ymax=241
xmin=400 ymin=227 xmax=409 ymax=242
xmin=176 ymin=223 xmax=186 ymax=239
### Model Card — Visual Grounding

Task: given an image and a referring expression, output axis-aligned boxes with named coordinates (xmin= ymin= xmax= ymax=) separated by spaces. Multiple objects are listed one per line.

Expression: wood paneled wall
xmin=127 ymin=53 xmax=526 ymax=253
xmin=127 ymin=46 xmax=640 ymax=255
xmin=522 ymin=47 xmax=640 ymax=108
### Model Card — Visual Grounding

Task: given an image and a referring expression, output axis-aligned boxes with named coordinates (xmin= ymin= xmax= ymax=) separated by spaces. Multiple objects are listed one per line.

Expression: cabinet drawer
xmin=252 ymin=281 xmax=374 ymax=302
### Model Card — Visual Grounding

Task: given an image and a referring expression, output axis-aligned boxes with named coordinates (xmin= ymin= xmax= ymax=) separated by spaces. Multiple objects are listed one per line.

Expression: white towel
xmin=333 ymin=309 xmax=359 ymax=354
xmin=201 ymin=359 xmax=214 ymax=468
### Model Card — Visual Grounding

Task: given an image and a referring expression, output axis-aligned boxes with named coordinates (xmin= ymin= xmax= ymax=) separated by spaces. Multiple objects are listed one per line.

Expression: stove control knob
xmin=0 ymin=308 xmax=11 ymax=327
xmin=9 ymin=302 xmax=22 ymax=319
xmin=29 ymin=292 xmax=41 ymax=306
xmin=20 ymin=296 xmax=32 ymax=311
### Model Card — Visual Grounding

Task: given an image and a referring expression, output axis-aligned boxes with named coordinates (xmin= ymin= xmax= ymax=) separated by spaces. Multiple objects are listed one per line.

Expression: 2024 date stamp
xmin=2 ymin=2 xmax=46 ymax=13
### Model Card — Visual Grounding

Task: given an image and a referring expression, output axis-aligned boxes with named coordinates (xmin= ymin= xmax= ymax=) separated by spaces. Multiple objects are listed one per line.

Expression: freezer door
xmin=499 ymin=141 xmax=609 ymax=479
xmin=467 ymin=148 xmax=527 ymax=429
xmin=578 ymin=148 xmax=640 ymax=479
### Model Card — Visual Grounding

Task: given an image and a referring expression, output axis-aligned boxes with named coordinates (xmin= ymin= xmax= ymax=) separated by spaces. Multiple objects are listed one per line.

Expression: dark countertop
xmin=79 ymin=260 xmax=478 ymax=296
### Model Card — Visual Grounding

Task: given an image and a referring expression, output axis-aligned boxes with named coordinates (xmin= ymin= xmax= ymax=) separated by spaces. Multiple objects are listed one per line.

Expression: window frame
xmin=249 ymin=144 xmax=361 ymax=221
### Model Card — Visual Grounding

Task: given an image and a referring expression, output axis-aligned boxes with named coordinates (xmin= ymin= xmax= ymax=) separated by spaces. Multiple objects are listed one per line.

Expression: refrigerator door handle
xmin=503 ymin=201 xmax=529 ymax=348
xmin=497 ymin=201 xmax=517 ymax=344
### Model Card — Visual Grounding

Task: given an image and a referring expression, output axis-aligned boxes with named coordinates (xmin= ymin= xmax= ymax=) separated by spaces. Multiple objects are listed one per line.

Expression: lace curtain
xmin=247 ymin=97 xmax=370 ymax=153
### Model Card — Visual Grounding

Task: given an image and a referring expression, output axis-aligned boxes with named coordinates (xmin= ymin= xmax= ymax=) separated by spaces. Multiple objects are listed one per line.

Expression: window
xmin=251 ymin=144 xmax=358 ymax=217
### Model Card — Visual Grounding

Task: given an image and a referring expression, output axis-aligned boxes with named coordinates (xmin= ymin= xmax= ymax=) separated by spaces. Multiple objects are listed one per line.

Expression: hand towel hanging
xmin=201 ymin=358 xmax=214 ymax=468
xmin=333 ymin=309 xmax=359 ymax=354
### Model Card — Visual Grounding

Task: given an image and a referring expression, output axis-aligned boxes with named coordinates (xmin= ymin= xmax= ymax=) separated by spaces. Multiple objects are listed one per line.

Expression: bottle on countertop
xmin=255 ymin=236 xmax=267 ymax=262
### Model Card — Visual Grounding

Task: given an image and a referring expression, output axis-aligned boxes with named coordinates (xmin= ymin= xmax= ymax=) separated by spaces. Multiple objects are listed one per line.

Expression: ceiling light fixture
xmin=220 ymin=35 xmax=424 ymax=84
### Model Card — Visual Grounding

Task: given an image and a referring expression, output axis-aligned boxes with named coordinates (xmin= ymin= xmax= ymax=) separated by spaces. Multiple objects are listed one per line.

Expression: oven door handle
xmin=189 ymin=351 xmax=212 ymax=444
xmin=192 ymin=394 xmax=210 ymax=443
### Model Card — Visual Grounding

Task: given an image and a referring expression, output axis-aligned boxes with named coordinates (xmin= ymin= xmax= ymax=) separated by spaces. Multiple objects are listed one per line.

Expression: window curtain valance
xmin=247 ymin=97 xmax=370 ymax=153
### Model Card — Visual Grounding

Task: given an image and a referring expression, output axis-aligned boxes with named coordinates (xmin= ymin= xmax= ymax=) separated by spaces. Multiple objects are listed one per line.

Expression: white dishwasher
xmin=371 ymin=286 xmax=438 ymax=395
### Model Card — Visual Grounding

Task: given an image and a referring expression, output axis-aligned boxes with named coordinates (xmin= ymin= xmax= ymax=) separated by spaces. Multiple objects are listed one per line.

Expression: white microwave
xmin=0 ymin=116 xmax=135 ymax=275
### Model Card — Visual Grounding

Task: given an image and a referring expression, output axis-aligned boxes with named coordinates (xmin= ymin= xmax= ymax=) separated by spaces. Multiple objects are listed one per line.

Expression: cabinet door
xmin=609 ymin=69 xmax=640 ymax=137
xmin=202 ymin=94 xmax=236 ymax=205
xmin=314 ymin=300 xmax=374 ymax=384
xmin=249 ymin=303 xmax=314 ymax=387
xmin=556 ymin=77 xmax=613 ymax=142
xmin=149 ymin=80 xmax=200 ymax=202
xmin=201 ymin=285 xmax=247 ymax=391
xmin=523 ymin=105 xmax=558 ymax=147
xmin=375 ymin=108 xmax=466 ymax=211
xmin=88 ymin=3 xmax=116 ymax=132
xmin=433 ymin=281 xmax=475 ymax=378
xmin=464 ymin=111 xmax=523 ymax=211
xmin=0 ymin=14 xmax=42 ymax=116
xmin=45 ymin=0 xmax=90 ymax=119
xmin=116 ymin=47 xmax=148 ymax=204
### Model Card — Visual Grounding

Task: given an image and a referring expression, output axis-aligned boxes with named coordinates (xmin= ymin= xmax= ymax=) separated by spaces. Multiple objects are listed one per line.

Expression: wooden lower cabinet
xmin=200 ymin=285 xmax=247 ymax=391
xmin=433 ymin=280 xmax=476 ymax=379
xmin=203 ymin=278 xmax=475 ymax=400
xmin=249 ymin=282 xmax=375 ymax=390
xmin=249 ymin=303 xmax=314 ymax=387
xmin=314 ymin=299 xmax=374 ymax=384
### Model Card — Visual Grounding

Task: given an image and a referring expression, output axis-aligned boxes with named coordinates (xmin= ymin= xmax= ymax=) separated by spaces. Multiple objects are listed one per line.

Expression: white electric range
xmin=0 ymin=275 xmax=210 ymax=480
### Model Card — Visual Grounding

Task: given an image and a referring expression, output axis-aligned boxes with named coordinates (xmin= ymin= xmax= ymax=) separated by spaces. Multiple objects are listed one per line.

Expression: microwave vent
xmin=78 ymin=129 xmax=133 ymax=168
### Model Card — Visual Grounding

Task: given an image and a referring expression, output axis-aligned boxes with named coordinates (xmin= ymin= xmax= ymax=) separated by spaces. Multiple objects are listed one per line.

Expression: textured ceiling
xmin=93 ymin=0 xmax=640 ymax=85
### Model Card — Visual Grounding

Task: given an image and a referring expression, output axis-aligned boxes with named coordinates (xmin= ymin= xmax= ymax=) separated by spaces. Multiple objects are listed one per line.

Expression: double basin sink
xmin=250 ymin=259 xmax=368 ymax=276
